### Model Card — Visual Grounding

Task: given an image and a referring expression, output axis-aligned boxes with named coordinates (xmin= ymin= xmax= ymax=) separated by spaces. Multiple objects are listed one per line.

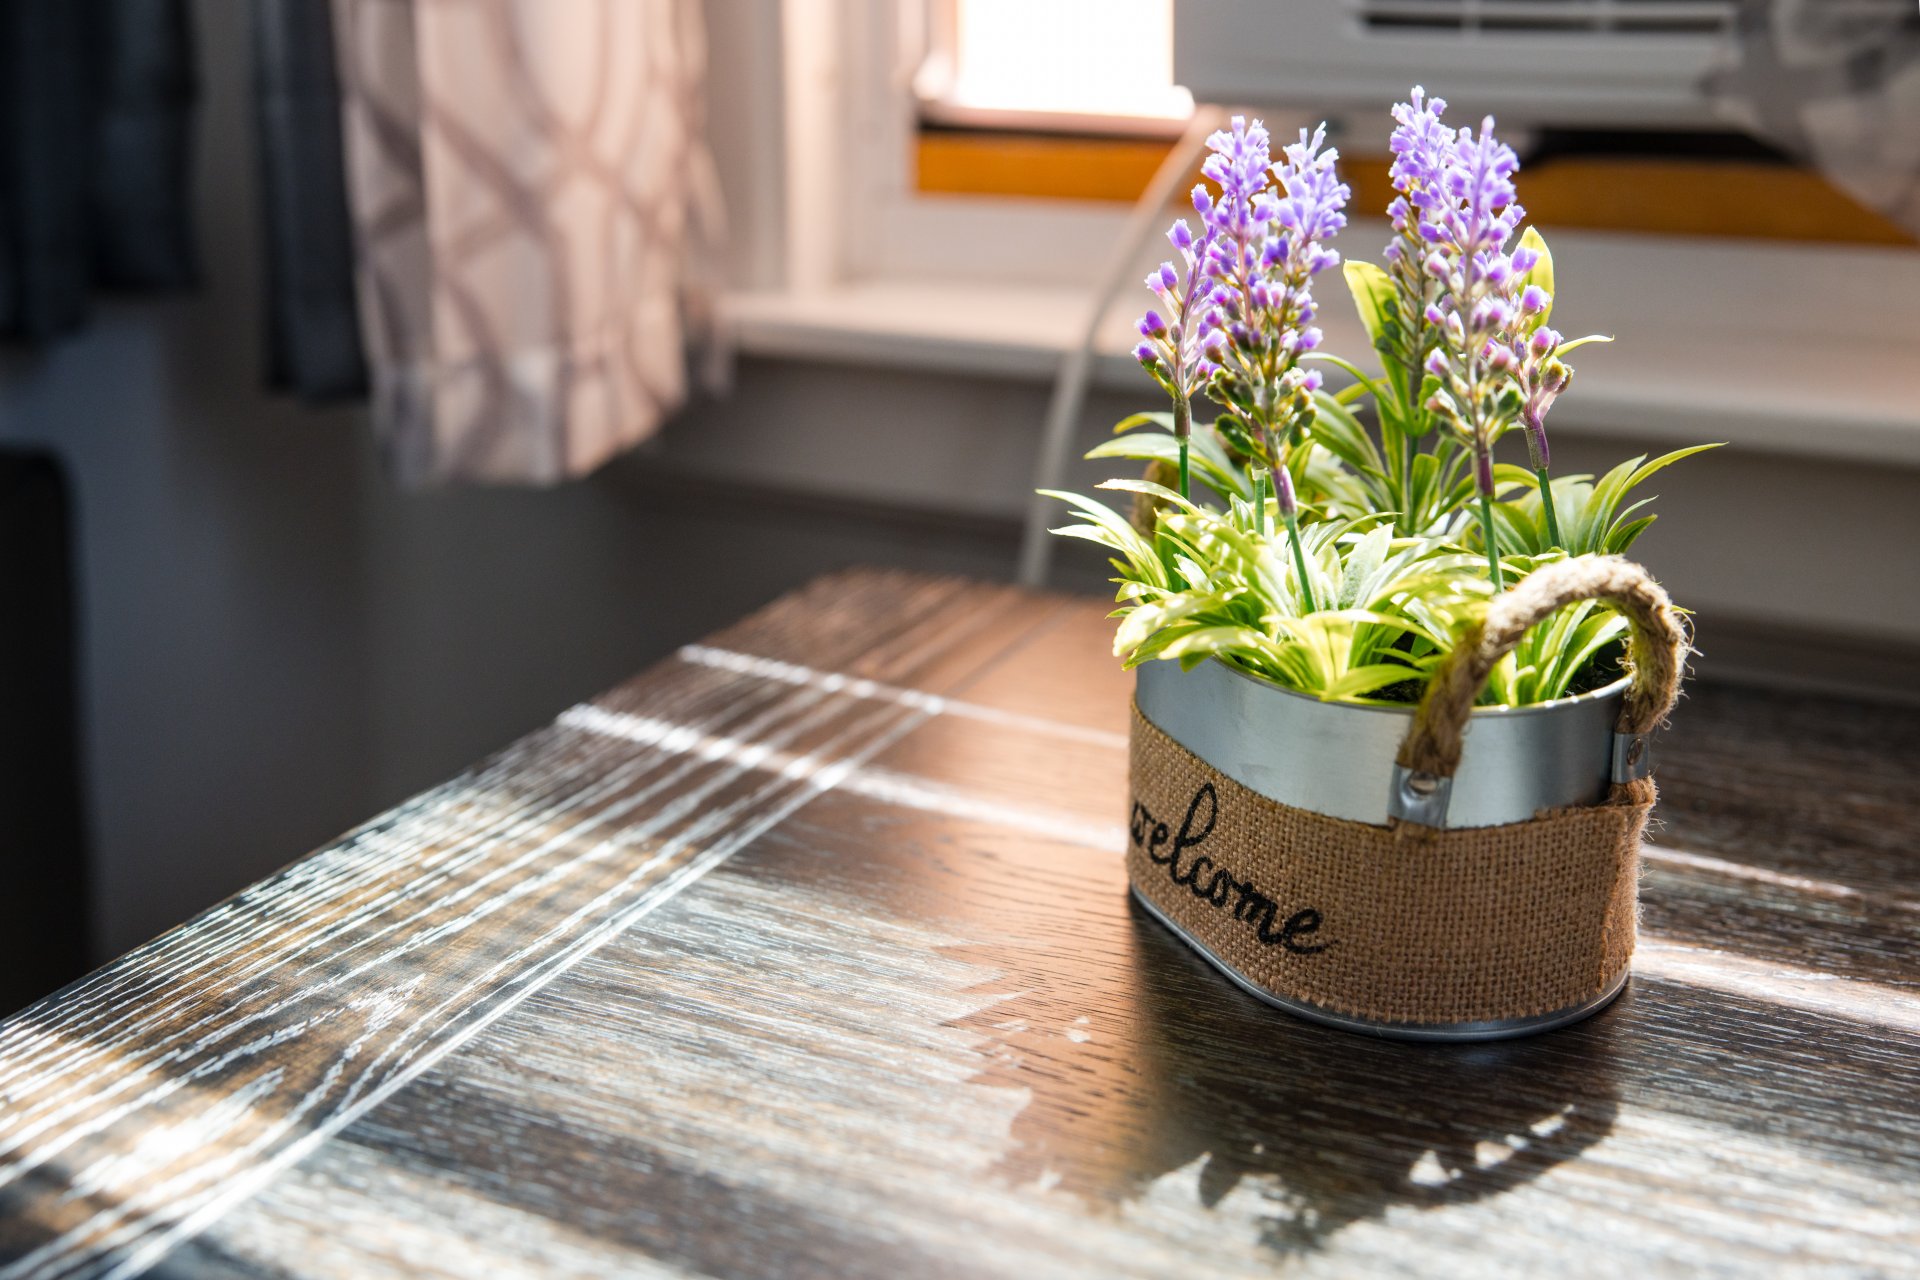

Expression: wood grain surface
xmin=3 ymin=569 xmax=1917 ymax=1278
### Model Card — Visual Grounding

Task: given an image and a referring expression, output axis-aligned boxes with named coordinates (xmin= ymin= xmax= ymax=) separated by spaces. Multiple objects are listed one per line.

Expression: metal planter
xmin=1123 ymin=556 xmax=1685 ymax=1042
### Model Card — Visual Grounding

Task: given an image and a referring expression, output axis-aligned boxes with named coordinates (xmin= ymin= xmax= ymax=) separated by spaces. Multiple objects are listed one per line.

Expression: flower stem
xmin=1400 ymin=361 xmax=1422 ymax=480
xmin=1535 ymin=465 xmax=1562 ymax=549
xmin=1284 ymin=508 xmax=1317 ymax=614
xmin=1251 ymin=468 xmax=1267 ymax=538
xmin=1394 ymin=404 xmax=1419 ymax=534
xmin=1478 ymin=492 xmax=1505 ymax=591
xmin=1173 ymin=398 xmax=1192 ymax=500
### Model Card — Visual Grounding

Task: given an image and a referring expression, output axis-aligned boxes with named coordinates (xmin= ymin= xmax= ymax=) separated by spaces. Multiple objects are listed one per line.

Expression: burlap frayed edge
xmin=1127 ymin=701 xmax=1649 ymax=1027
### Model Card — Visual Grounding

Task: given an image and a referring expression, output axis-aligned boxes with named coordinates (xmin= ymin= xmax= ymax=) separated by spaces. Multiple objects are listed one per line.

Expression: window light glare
xmin=949 ymin=0 xmax=1194 ymax=121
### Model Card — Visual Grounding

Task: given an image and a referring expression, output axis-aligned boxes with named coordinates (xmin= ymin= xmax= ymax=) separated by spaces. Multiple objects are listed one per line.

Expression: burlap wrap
xmin=1124 ymin=556 xmax=1685 ymax=1029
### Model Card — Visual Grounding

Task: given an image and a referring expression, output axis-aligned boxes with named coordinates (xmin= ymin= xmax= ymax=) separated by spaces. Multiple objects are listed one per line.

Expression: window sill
xmin=727 ymin=279 xmax=1141 ymax=387
xmin=725 ymin=236 xmax=1920 ymax=470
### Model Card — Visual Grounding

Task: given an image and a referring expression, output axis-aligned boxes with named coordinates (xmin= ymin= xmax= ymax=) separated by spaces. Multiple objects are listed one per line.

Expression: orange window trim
xmin=916 ymin=129 xmax=1917 ymax=247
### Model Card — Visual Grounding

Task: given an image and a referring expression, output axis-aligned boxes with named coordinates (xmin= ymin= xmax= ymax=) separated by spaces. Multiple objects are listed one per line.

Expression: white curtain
xmin=330 ymin=0 xmax=718 ymax=485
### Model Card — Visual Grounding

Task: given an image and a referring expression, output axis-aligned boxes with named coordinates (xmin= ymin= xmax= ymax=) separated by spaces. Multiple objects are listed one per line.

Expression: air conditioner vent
xmin=1355 ymin=0 xmax=1737 ymax=37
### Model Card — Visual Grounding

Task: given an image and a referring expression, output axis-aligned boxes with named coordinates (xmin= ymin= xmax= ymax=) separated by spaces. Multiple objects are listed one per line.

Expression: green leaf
xmin=1626 ymin=442 xmax=1723 ymax=490
xmin=1112 ymin=410 xmax=1175 ymax=436
xmin=1491 ymin=462 xmax=1538 ymax=494
xmin=1343 ymin=260 xmax=1398 ymax=358
xmin=1608 ymin=514 xmax=1657 ymax=554
xmin=1488 ymin=499 xmax=1540 ymax=556
xmin=1571 ymin=458 xmax=1641 ymax=554
xmin=1039 ymin=489 xmax=1167 ymax=586
xmin=1147 ymin=625 xmax=1275 ymax=664
xmin=1191 ymin=427 xmax=1255 ymax=499
xmin=1087 ymin=433 xmax=1248 ymax=502
xmin=1097 ymin=476 xmax=1203 ymax=514
xmin=1495 ymin=594 xmax=1632 ymax=704
xmin=1338 ymin=526 xmax=1392 ymax=609
xmin=1114 ymin=589 xmax=1239 ymax=658
xmin=1324 ymin=663 xmax=1430 ymax=702
xmin=1308 ymin=390 xmax=1386 ymax=479
xmin=1518 ymin=226 xmax=1554 ymax=324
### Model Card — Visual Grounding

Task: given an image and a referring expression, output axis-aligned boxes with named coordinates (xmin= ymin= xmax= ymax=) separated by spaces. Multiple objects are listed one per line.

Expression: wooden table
xmin=3 ymin=569 xmax=1917 ymax=1279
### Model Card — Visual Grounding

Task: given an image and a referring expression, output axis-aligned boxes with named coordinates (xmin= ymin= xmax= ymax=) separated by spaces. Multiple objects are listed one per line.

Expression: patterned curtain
xmin=329 ymin=0 xmax=715 ymax=486
xmin=1709 ymin=0 xmax=1920 ymax=236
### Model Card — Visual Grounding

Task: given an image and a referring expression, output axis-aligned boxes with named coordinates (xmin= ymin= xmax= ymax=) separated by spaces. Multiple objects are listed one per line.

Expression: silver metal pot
xmin=1135 ymin=658 xmax=1632 ymax=831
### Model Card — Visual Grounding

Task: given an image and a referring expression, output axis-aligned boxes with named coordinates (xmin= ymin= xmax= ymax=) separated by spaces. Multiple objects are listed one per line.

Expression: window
xmin=723 ymin=0 xmax=1919 ymax=490
xmin=917 ymin=0 xmax=1192 ymax=131
xmin=901 ymin=0 xmax=1914 ymax=245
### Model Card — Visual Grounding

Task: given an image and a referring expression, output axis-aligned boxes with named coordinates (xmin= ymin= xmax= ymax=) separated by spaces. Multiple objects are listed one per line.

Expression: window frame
xmin=744 ymin=0 xmax=1920 ymax=454
xmin=779 ymin=0 xmax=1148 ymax=293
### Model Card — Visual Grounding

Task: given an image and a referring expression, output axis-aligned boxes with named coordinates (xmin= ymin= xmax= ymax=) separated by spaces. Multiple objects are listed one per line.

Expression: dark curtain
xmin=0 ymin=0 xmax=198 ymax=341
xmin=252 ymin=0 xmax=365 ymax=399
xmin=0 ymin=452 xmax=90 ymax=1014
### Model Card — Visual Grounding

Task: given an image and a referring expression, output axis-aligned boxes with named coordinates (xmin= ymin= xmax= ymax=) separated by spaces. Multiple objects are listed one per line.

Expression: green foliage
xmin=1049 ymin=477 xmax=1655 ymax=707
xmin=1483 ymin=598 xmax=1628 ymax=707
xmin=1485 ymin=445 xmax=1723 ymax=558
xmin=1088 ymin=413 xmax=1253 ymax=503
xmin=1342 ymin=260 xmax=1399 ymax=367
xmin=1046 ymin=422 xmax=1716 ymax=708
xmin=1051 ymin=479 xmax=1490 ymax=704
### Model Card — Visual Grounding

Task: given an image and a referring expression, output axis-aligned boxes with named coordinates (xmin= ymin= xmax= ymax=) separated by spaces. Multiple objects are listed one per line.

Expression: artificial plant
xmin=1050 ymin=88 xmax=1715 ymax=708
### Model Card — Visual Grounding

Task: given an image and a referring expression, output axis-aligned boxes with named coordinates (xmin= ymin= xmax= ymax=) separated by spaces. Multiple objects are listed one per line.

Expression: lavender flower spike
xmin=1189 ymin=118 xmax=1345 ymax=613
xmin=1134 ymin=212 xmax=1221 ymax=406
xmin=1384 ymin=87 xmax=1453 ymax=410
xmin=1420 ymin=113 xmax=1529 ymax=586
xmin=1272 ymin=462 xmax=1299 ymax=519
xmin=1516 ymin=324 xmax=1567 ymax=472
xmin=1201 ymin=115 xmax=1273 ymax=242
xmin=1133 ymin=196 xmax=1223 ymax=498
xmin=1201 ymin=120 xmax=1347 ymax=463
xmin=1507 ymin=307 xmax=1575 ymax=547
xmin=1275 ymin=123 xmax=1349 ymax=277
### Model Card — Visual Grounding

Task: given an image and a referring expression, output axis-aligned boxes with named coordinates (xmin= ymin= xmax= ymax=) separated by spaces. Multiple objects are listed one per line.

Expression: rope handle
xmin=1395 ymin=556 xmax=1687 ymax=794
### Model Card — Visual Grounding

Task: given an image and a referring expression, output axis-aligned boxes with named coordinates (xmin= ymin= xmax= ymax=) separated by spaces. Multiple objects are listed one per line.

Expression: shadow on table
xmin=962 ymin=900 xmax=1622 ymax=1256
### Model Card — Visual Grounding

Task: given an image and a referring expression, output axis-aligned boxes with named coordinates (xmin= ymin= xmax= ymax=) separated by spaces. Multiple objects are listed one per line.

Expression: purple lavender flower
xmin=1173 ymin=115 xmax=1346 ymax=611
xmin=1200 ymin=119 xmax=1347 ymax=468
xmin=1385 ymin=88 xmax=1453 ymax=269
xmin=1272 ymin=461 xmax=1299 ymax=519
xmin=1134 ymin=212 xmax=1221 ymax=405
xmin=1513 ymin=323 xmax=1570 ymax=472
xmin=1378 ymin=87 xmax=1458 ymax=420
xmin=1200 ymin=115 xmax=1274 ymax=243
xmin=1422 ymin=115 xmax=1529 ymax=497
xmin=1276 ymin=125 xmax=1349 ymax=270
xmin=1134 ymin=179 xmax=1230 ymax=499
xmin=1388 ymin=89 xmax=1451 ymax=203
xmin=1415 ymin=112 xmax=1535 ymax=582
